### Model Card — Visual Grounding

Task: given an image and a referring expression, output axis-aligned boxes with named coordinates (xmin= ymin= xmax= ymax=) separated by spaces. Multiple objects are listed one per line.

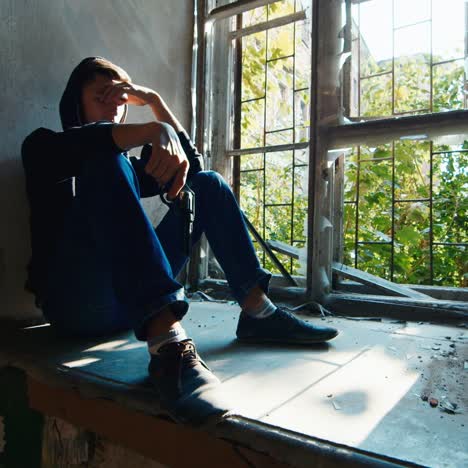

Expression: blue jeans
xmin=42 ymin=154 xmax=271 ymax=340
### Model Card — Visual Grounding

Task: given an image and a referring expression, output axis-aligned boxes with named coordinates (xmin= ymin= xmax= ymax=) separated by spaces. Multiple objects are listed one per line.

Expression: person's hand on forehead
xmin=100 ymin=79 xmax=156 ymax=107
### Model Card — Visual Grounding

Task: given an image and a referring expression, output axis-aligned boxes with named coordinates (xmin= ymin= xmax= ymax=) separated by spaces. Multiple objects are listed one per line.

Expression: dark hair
xmin=81 ymin=57 xmax=132 ymax=87
xmin=60 ymin=56 xmax=132 ymax=129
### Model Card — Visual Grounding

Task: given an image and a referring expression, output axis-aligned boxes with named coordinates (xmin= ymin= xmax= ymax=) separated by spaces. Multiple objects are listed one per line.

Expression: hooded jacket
xmin=21 ymin=57 xmax=204 ymax=305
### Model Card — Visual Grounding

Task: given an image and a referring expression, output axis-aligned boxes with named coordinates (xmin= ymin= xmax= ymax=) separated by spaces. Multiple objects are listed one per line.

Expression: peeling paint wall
xmin=42 ymin=416 xmax=166 ymax=468
xmin=0 ymin=0 xmax=194 ymax=320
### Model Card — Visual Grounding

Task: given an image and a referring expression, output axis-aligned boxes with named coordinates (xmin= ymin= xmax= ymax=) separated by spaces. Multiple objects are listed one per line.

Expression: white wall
xmin=0 ymin=0 xmax=194 ymax=320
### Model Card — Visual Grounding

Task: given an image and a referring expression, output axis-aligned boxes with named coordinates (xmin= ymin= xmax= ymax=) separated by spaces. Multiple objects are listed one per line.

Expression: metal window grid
xmin=232 ymin=0 xmax=311 ymax=275
xmin=343 ymin=0 xmax=468 ymax=287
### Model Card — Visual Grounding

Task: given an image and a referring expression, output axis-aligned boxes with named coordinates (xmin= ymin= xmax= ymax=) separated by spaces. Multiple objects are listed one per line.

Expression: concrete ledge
xmin=0 ymin=319 xmax=432 ymax=467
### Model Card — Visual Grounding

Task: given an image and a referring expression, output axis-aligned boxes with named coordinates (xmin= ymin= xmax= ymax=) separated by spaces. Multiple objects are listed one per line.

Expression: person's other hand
xmin=144 ymin=122 xmax=189 ymax=199
xmin=99 ymin=80 xmax=157 ymax=107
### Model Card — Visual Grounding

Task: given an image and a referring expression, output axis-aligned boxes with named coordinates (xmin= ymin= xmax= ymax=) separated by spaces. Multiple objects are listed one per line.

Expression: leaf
xmin=396 ymin=226 xmax=420 ymax=246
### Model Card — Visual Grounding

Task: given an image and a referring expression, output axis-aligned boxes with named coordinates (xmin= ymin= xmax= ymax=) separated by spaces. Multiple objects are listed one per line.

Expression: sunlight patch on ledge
xmin=63 ymin=357 xmax=101 ymax=368
xmin=84 ymin=340 xmax=128 ymax=352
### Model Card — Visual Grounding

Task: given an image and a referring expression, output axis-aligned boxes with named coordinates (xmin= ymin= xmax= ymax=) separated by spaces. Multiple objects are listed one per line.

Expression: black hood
xmin=59 ymin=57 xmax=101 ymax=130
xmin=59 ymin=56 xmax=127 ymax=130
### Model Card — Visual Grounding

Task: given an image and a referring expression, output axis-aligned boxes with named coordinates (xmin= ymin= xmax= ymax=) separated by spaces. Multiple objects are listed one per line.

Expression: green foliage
xmin=345 ymin=40 xmax=467 ymax=286
xmin=238 ymin=9 xmax=467 ymax=286
xmin=343 ymin=141 xmax=467 ymax=287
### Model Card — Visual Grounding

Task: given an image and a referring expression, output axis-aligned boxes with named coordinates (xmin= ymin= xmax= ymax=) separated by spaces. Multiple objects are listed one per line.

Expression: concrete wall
xmin=0 ymin=0 xmax=194 ymax=320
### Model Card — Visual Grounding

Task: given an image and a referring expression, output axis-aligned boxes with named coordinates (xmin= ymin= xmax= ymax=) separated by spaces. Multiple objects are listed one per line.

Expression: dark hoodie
xmin=21 ymin=57 xmax=204 ymax=305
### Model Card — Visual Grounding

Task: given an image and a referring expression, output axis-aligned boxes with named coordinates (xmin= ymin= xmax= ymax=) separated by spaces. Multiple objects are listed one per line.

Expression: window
xmin=342 ymin=0 xmax=467 ymax=289
xmin=193 ymin=0 xmax=468 ymax=313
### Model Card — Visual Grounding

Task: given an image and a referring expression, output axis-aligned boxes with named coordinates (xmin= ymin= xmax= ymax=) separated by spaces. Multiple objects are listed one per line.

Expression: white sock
xmin=243 ymin=297 xmax=277 ymax=319
xmin=147 ymin=327 xmax=188 ymax=355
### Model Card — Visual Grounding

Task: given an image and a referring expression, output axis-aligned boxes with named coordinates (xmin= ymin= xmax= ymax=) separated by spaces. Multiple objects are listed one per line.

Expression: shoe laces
xmin=158 ymin=340 xmax=199 ymax=393
xmin=276 ymin=307 xmax=305 ymax=329
xmin=159 ymin=339 xmax=198 ymax=365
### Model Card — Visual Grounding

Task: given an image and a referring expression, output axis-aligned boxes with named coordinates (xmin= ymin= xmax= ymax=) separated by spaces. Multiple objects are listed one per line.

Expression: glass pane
xmin=295 ymin=148 xmax=309 ymax=166
xmin=240 ymin=170 xmax=264 ymax=234
xmin=265 ymin=129 xmax=293 ymax=146
xmin=432 ymin=0 xmax=465 ymax=61
xmin=240 ymin=153 xmax=264 ymax=171
xmin=433 ymin=60 xmax=465 ymax=113
xmin=359 ymin=144 xmax=392 ymax=161
xmin=358 ymin=160 xmax=393 ymax=242
xmin=241 ymin=99 xmax=264 ymax=148
xmin=266 ymin=57 xmax=294 ymax=131
xmin=357 ymin=243 xmax=392 ymax=280
xmin=242 ymin=6 xmax=267 ymax=28
xmin=394 ymin=202 xmax=431 ymax=284
xmin=295 ymin=125 xmax=309 ymax=143
xmin=351 ymin=3 xmax=359 ymax=41
xmin=267 ymin=23 xmax=294 ymax=60
xmin=267 ymin=0 xmax=295 ymax=20
xmin=433 ymin=245 xmax=467 ymax=287
xmin=394 ymin=0 xmax=430 ymax=28
xmin=294 ymin=19 xmax=311 ymax=90
xmin=394 ymin=141 xmax=430 ymax=200
xmin=344 ymin=153 xmax=358 ymax=203
xmin=294 ymin=89 xmax=310 ymax=128
xmin=358 ymin=0 xmax=393 ymax=75
xmin=242 ymin=32 xmax=266 ymax=101
xmin=265 ymin=151 xmax=293 ymax=204
xmin=433 ymin=151 xmax=468 ymax=244
xmin=360 ymin=73 xmax=392 ymax=117
xmin=394 ymin=56 xmax=430 ymax=113
xmin=293 ymin=164 xmax=308 ymax=241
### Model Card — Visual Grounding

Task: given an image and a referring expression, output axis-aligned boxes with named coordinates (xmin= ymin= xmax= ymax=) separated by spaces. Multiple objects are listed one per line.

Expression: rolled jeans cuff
xmin=134 ymin=287 xmax=189 ymax=341
xmin=232 ymin=267 xmax=272 ymax=307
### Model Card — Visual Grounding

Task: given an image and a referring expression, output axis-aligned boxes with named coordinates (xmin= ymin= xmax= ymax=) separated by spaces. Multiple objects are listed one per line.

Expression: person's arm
xmin=22 ymin=121 xmax=124 ymax=183
xmin=148 ymin=94 xmax=205 ymax=178
xmin=22 ymin=120 xmax=189 ymax=198
xmin=101 ymin=81 xmax=202 ymax=192
xmin=148 ymin=93 xmax=185 ymax=133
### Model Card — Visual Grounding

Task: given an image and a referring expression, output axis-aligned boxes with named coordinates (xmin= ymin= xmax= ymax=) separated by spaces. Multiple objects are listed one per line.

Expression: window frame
xmin=192 ymin=0 xmax=468 ymax=318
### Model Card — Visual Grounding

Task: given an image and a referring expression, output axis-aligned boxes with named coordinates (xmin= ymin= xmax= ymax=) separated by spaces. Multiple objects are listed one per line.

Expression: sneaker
xmin=236 ymin=307 xmax=339 ymax=344
xmin=148 ymin=339 xmax=231 ymax=426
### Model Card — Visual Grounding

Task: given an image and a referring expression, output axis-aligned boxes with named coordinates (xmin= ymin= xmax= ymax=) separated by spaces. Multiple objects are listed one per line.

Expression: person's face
xmin=81 ymin=73 xmax=127 ymax=124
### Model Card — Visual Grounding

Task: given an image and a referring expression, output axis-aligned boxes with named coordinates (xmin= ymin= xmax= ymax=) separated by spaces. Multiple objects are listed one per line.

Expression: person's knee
xmin=81 ymin=153 xmax=137 ymax=189
xmin=190 ymin=170 xmax=228 ymax=192
xmin=83 ymin=153 xmax=128 ymax=175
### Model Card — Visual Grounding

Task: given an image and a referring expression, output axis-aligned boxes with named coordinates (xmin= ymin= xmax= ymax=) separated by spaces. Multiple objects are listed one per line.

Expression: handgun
xmin=160 ymin=185 xmax=195 ymax=257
